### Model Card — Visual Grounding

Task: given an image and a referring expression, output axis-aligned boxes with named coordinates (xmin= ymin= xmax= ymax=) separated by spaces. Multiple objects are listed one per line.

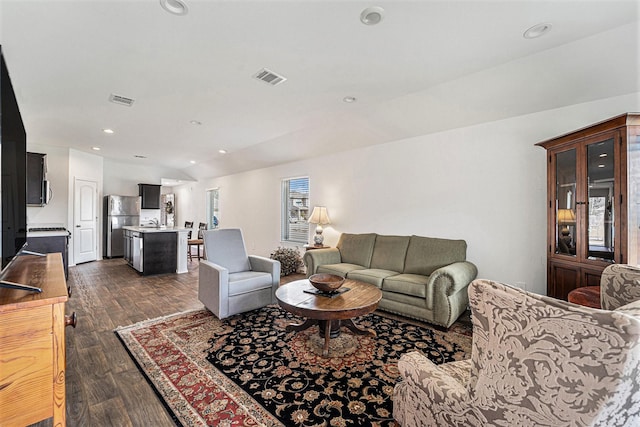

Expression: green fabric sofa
xmin=303 ymin=233 xmax=478 ymax=328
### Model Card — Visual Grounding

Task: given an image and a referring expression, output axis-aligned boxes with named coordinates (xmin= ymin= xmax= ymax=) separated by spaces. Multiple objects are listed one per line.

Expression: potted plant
xmin=270 ymin=247 xmax=302 ymax=276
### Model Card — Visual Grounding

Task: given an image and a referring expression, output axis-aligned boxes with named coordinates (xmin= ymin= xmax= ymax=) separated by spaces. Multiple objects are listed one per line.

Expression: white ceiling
xmin=1 ymin=1 xmax=638 ymax=181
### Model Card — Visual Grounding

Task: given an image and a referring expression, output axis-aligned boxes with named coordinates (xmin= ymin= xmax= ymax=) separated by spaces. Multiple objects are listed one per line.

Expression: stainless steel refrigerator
xmin=104 ymin=195 xmax=140 ymax=258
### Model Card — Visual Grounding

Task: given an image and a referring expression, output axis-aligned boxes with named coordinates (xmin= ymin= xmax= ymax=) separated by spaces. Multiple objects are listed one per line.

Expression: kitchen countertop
xmin=123 ymin=226 xmax=190 ymax=233
xmin=27 ymin=230 xmax=71 ymax=238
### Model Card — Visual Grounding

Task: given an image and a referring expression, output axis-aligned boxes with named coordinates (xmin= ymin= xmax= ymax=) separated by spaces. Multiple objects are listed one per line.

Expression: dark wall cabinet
xmin=536 ymin=113 xmax=640 ymax=300
xmin=139 ymin=184 xmax=161 ymax=209
xmin=27 ymin=152 xmax=47 ymax=206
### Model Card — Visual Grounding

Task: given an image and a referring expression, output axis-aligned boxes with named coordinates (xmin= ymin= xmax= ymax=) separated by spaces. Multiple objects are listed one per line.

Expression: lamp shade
xmin=557 ymin=209 xmax=576 ymax=225
xmin=308 ymin=206 xmax=331 ymax=225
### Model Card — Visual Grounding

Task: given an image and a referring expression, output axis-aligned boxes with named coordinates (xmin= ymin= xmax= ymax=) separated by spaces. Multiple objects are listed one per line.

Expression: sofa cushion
xmin=370 ymin=235 xmax=411 ymax=272
xmin=317 ymin=263 xmax=365 ymax=277
xmin=404 ymin=235 xmax=466 ymax=276
xmin=336 ymin=233 xmax=377 ymax=268
xmin=347 ymin=269 xmax=398 ymax=288
xmin=383 ymin=273 xmax=430 ymax=298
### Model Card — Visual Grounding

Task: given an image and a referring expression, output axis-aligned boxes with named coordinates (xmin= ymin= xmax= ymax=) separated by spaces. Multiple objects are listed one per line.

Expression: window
xmin=281 ymin=177 xmax=309 ymax=243
xmin=206 ymin=188 xmax=220 ymax=229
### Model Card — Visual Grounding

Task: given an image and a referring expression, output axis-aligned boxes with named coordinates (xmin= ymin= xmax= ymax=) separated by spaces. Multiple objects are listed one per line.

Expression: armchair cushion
xmin=228 ymin=271 xmax=273 ymax=296
xmin=204 ymin=228 xmax=251 ymax=273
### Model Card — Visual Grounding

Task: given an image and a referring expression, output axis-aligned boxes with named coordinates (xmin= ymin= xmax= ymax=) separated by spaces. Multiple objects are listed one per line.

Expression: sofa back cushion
xmin=404 ymin=235 xmax=466 ymax=275
xmin=337 ymin=233 xmax=377 ymax=268
xmin=370 ymin=235 xmax=411 ymax=272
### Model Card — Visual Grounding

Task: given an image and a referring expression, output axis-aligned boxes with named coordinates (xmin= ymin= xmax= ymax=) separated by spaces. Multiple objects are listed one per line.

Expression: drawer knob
xmin=65 ymin=312 xmax=77 ymax=328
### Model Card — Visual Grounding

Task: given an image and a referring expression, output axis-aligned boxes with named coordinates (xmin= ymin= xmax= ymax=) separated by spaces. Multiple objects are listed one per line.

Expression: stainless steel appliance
xmin=131 ymin=231 xmax=143 ymax=272
xmin=104 ymin=195 xmax=140 ymax=258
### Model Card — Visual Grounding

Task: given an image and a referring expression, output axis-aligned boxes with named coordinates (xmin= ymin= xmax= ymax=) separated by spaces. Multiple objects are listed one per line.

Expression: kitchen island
xmin=122 ymin=226 xmax=190 ymax=275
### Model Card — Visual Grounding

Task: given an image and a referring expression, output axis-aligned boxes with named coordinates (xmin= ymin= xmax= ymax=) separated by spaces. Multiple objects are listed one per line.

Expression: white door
xmin=74 ymin=178 xmax=98 ymax=264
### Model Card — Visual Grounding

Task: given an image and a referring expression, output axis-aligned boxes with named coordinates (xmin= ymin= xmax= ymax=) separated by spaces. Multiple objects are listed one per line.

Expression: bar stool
xmin=188 ymin=222 xmax=207 ymax=261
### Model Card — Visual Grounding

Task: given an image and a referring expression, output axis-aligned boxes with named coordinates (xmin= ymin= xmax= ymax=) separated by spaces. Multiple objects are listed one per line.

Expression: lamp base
xmin=314 ymin=225 xmax=324 ymax=245
xmin=313 ymin=233 xmax=324 ymax=246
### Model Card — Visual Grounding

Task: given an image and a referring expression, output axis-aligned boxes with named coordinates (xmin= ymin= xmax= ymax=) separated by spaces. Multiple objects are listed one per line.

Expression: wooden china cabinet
xmin=537 ymin=113 xmax=640 ymax=300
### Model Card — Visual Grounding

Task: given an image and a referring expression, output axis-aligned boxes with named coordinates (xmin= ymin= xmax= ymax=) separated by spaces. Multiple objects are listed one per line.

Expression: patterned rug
xmin=116 ymin=306 xmax=472 ymax=427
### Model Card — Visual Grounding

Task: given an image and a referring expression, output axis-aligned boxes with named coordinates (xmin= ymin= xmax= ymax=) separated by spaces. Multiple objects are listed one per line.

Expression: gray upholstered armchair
xmin=394 ymin=273 xmax=640 ymax=427
xmin=198 ymin=228 xmax=280 ymax=319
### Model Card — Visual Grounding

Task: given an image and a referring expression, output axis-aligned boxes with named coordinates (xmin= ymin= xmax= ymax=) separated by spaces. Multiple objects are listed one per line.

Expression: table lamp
xmin=308 ymin=206 xmax=331 ymax=246
xmin=557 ymin=208 xmax=576 ymax=236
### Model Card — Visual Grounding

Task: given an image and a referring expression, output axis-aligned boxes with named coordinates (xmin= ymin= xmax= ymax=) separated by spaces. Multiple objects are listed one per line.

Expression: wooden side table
xmin=303 ymin=244 xmax=330 ymax=251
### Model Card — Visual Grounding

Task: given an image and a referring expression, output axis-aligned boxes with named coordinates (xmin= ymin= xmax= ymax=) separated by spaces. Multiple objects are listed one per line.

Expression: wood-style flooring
xmin=32 ymin=258 xmax=304 ymax=427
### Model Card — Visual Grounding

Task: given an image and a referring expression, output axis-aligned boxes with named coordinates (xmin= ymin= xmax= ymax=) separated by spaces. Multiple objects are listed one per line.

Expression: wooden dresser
xmin=0 ymin=253 xmax=72 ymax=426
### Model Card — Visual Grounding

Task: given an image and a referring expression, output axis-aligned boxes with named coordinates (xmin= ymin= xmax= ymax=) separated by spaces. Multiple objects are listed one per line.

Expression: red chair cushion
xmin=568 ymin=286 xmax=601 ymax=309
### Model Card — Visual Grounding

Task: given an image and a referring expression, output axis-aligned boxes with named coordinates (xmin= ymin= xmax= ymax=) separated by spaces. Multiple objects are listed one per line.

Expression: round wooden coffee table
xmin=275 ymin=279 xmax=382 ymax=357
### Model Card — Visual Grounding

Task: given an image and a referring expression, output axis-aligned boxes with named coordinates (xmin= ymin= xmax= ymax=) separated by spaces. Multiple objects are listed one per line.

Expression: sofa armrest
xmin=397 ymin=351 xmax=469 ymax=400
xmin=428 ymin=261 xmax=478 ymax=296
xmin=303 ymin=248 xmax=341 ymax=277
xmin=426 ymin=261 xmax=477 ymax=327
xmin=249 ymin=255 xmax=281 ymax=289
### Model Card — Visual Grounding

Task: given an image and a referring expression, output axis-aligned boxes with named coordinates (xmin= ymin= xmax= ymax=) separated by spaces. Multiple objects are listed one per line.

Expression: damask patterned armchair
xmin=394 ymin=268 xmax=640 ymax=427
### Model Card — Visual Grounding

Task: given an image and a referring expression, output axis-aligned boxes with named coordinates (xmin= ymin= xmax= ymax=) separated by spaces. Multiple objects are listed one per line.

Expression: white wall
xmin=103 ymin=159 xmax=192 ymax=196
xmin=25 ymin=144 xmax=69 ymax=227
xmin=174 ymin=93 xmax=640 ymax=296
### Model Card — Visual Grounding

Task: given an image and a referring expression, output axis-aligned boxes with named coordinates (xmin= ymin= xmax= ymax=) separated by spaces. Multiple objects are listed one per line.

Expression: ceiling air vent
xmin=109 ymin=93 xmax=135 ymax=107
xmin=253 ymin=68 xmax=287 ymax=86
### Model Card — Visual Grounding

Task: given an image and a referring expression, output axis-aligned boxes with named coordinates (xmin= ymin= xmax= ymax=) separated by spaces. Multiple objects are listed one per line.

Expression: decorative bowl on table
xmin=309 ymin=273 xmax=345 ymax=293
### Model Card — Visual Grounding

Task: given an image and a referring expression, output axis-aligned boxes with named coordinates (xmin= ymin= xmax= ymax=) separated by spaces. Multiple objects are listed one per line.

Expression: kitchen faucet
xmin=150 ymin=218 xmax=160 ymax=227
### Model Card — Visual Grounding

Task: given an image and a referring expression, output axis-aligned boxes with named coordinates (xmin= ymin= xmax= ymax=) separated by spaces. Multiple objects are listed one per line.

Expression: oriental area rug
xmin=115 ymin=306 xmax=472 ymax=427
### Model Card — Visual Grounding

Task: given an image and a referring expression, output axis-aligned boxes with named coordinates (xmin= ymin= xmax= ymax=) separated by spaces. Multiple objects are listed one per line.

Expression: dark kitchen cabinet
xmin=142 ymin=232 xmax=176 ymax=275
xmin=139 ymin=184 xmax=161 ymax=209
xmin=27 ymin=152 xmax=47 ymax=206
xmin=26 ymin=233 xmax=70 ymax=279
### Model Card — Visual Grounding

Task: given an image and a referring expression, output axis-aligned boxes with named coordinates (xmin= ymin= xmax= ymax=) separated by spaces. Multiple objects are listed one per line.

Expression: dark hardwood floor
xmin=32 ymin=258 xmax=305 ymax=427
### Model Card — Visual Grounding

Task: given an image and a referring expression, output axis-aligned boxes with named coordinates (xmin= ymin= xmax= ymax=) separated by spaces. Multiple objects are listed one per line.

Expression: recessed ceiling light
xmin=190 ymin=160 xmax=196 ymax=164
xmin=343 ymin=96 xmax=357 ymax=103
xmin=523 ymin=23 xmax=552 ymax=39
xmin=190 ymin=120 xmax=201 ymax=125
xmin=103 ymin=128 xmax=114 ymax=134
xmin=160 ymin=0 xmax=188 ymax=16
xmin=219 ymin=149 xmax=227 ymax=154
xmin=360 ymin=6 xmax=384 ymax=25
xmin=134 ymin=155 xmax=147 ymax=159
xmin=92 ymin=147 xmax=101 ymax=151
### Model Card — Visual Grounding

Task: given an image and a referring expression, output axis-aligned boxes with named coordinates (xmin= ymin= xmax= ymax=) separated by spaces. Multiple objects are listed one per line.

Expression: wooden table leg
xmin=285 ymin=318 xmax=318 ymax=332
xmin=323 ymin=320 xmax=331 ymax=357
xmin=342 ymin=318 xmax=376 ymax=336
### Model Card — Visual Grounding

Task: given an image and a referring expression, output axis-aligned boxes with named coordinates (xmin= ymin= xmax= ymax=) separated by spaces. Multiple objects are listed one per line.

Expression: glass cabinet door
xmin=585 ymin=137 xmax=615 ymax=261
xmin=555 ymin=149 xmax=577 ymax=256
